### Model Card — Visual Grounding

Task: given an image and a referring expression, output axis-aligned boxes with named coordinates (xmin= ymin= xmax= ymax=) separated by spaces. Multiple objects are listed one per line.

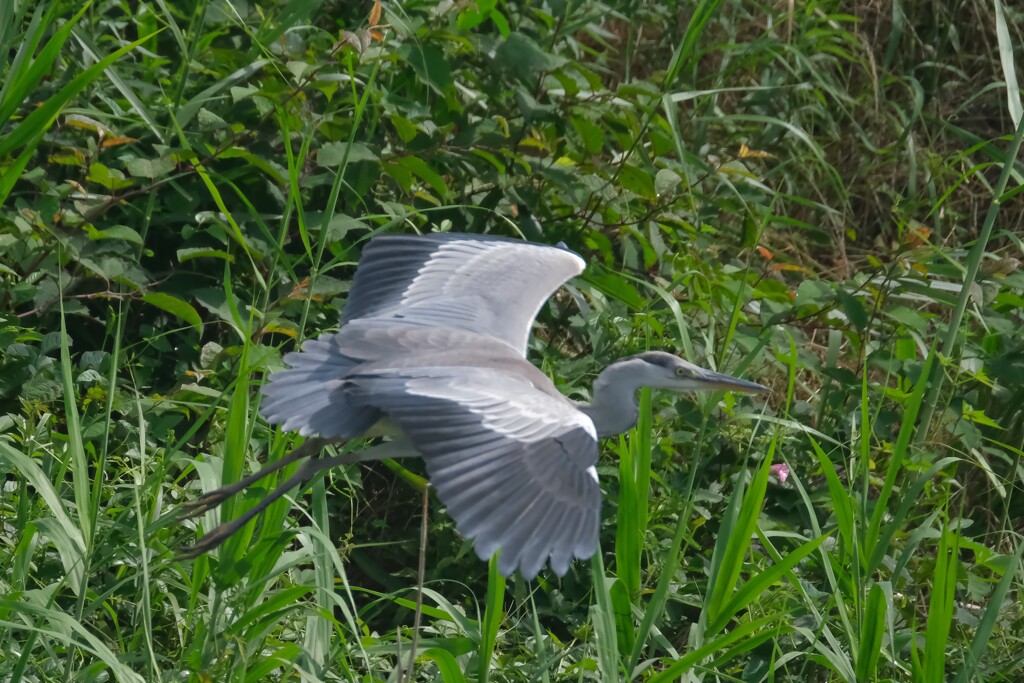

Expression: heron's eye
xmin=675 ymin=367 xmax=687 ymax=377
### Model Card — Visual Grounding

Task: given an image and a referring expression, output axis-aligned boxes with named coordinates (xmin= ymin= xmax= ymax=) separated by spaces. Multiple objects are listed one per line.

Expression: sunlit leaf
xmin=100 ymin=136 xmax=138 ymax=148
xmin=143 ymin=292 xmax=203 ymax=334
xmin=738 ymin=143 xmax=772 ymax=158
xmin=125 ymin=156 xmax=175 ymax=178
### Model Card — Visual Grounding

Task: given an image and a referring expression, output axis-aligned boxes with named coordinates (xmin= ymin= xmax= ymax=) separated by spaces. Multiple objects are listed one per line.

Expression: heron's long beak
xmin=694 ymin=369 xmax=769 ymax=394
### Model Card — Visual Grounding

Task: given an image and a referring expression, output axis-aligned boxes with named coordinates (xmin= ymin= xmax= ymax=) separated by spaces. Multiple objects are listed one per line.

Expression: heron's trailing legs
xmin=179 ymin=437 xmax=416 ymax=559
xmin=181 ymin=438 xmax=328 ymax=517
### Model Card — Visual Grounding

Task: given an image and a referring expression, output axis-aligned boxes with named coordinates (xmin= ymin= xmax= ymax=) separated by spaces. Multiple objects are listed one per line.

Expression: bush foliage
xmin=1 ymin=0 xmax=1023 ymax=680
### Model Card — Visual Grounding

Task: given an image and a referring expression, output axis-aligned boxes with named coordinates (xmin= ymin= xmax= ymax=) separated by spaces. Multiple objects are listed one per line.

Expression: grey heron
xmin=182 ymin=232 xmax=767 ymax=578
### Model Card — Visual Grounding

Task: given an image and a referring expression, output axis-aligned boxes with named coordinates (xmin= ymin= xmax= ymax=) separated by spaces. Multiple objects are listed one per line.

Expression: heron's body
xmin=183 ymin=232 xmax=766 ymax=578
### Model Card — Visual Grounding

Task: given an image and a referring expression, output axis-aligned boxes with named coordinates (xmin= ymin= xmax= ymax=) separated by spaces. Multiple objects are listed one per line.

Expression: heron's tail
xmin=260 ymin=332 xmax=381 ymax=439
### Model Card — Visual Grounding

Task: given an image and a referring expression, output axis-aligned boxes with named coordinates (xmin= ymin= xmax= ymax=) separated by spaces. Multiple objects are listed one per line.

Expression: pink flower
xmin=770 ymin=463 xmax=790 ymax=484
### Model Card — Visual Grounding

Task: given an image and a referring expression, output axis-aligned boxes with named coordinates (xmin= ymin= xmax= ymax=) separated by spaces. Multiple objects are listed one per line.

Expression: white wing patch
xmin=377 ymin=237 xmax=585 ymax=356
xmin=406 ymin=240 xmax=584 ymax=302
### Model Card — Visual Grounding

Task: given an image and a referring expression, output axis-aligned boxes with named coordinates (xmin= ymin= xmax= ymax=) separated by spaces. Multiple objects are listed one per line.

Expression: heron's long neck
xmin=578 ymin=361 xmax=643 ymax=437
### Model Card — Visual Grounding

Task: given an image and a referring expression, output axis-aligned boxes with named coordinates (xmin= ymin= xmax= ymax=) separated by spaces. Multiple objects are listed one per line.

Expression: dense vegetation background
xmin=1 ymin=0 xmax=1023 ymax=680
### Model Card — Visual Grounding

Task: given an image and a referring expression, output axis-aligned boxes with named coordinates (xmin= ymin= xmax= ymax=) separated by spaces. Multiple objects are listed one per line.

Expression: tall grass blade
xmin=710 ymin=530 xmax=829 ymax=637
xmin=0 ymin=3 xmax=90 ymax=126
xmin=952 ymin=536 xmax=1024 ymax=683
xmin=869 ymin=456 xmax=959 ymax=575
xmin=0 ymin=26 xmax=154 ymax=204
xmin=609 ymin=576 xmax=636 ymax=657
xmin=923 ymin=523 xmax=959 ymax=682
xmin=58 ymin=298 xmax=92 ymax=553
xmin=855 ymin=582 xmax=887 ymax=682
xmin=71 ymin=29 xmax=164 ymax=141
xmin=0 ymin=600 xmax=144 ymax=682
xmin=864 ymin=343 xmax=936 ymax=575
xmin=663 ymin=0 xmax=726 ymax=88
xmin=424 ymin=648 xmax=469 ymax=683
xmin=647 ymin=615 xmax=782 ymax=683
xmin=616 ymin=388 xmax=651 ymax=599
xmin=628 ymin=501 xmax=689 ymax=673
xmin=477 ymin=554 xmax=506 ymax=683
xmin=992 ymin=0 xmax=1022 ymax=125
xmin=0 ymin=440 xmax=85 ymax=591
xmin=918 ymin=115 xmax=1024 ymax=429
xmin=808 ymin=437 xmax=855 ymax=564
xmin=704 ymin=435 xmax=776 ymax=633
xmin=591 ymin=551 xmax=622 ymax=682
xmin=615 ymin=435 xmax=639 ymax=598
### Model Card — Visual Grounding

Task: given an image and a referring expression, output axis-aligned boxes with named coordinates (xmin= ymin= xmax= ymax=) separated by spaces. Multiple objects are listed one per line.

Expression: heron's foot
xmin=180 ymin=486 xmax=239 ymax=518
xmin=176 ymin=521 xmax=238 ymax=560
xmin=180 ymin=439 xmax=328 ymax=519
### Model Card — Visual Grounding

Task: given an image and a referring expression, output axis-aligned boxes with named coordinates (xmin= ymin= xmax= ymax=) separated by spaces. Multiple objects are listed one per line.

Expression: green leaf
xmin=993 ymin=0 xmax=1022 ymax=124
xmin=317 ymin=142 xmax=378 ymax=167
xmin=125 ymin=156 xmax=176 ymax=179
xmin=177 ymin=247 xmax=235 ymax=263
xmin=424 ymin=648 xmax=468 ymax=683
xmin=457 ymin=0 xmax=496 ymax=30
xmin=58 ymin=299 xmax=92 ymax=567
xmin=220 ymin=146 xmax=287 ymax=184
xmin=793 ymin=279 xmax=830 ymax=307
xmin=400 ymin=44 xmax=453 ymax=94
xmin=836 ymin=289 xmax=868 ymax=330
xmin=494 ymin=33 xmax=565 ymax=81
xmin=388 ymin=114 xmax=418 ymax=143
xmin=571 ymin=116 xmax=604 ymax=154
xmin=142 ymin=292 xmax=202 ymax=334
xmin=655 ymin=168 xmax=683 ymax=195
xmin=86 ymin=162 xmax=133 ymax=189
xmin=961 ymin=404 xmax=1003 ymax=428
xmin=394 ymin=156 xmax=449 ymax=199
xmin=582 ymin=271 xmax=645 ymax=310
xmin=176 ymin=59 xmax=269 ymax=127
xmin=618 ymin=164 xmax=655 ymax=198
xmin=84 ymin=225 xmax=143 ymax=244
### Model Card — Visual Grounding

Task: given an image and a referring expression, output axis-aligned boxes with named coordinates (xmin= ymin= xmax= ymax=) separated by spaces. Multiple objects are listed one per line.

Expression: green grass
xmin=1 ymin=0 xmax=1023 ymax=680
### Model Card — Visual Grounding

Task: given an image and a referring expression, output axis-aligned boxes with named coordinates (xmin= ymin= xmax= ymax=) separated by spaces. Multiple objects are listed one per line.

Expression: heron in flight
xmin=182 ymin=232 xmax=767 ymax=578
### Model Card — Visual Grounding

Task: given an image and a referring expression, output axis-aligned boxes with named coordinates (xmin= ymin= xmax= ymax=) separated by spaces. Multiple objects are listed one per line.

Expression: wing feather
xmin=341 ymin=233 xmax=585 ymax=356
xmin=346 ymin=366 xmax=601 ymax=578
xmin=260 ymin=332 xmax=380 ymax=438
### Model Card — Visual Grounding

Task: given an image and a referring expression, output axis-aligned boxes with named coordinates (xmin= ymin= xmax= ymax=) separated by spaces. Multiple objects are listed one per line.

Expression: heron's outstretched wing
xmin=345 ymin=366 xmax=601 ymax=578
xmin=259 ymin=322 xmax=547 ymax=437
xmin=260 ymin=331 xmax=382 ymax=438
xmin=341 ymin=233 xmax=585 ymax=357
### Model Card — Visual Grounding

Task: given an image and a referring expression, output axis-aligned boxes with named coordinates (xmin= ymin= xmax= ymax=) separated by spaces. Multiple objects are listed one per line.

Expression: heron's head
xmin=626 ymin=351 xmax=768 ymax=394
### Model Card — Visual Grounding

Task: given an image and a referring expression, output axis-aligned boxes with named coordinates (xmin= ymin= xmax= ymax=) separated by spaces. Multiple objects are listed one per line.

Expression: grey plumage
xmin=182 ymin=232 xmax=767 ymax=578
